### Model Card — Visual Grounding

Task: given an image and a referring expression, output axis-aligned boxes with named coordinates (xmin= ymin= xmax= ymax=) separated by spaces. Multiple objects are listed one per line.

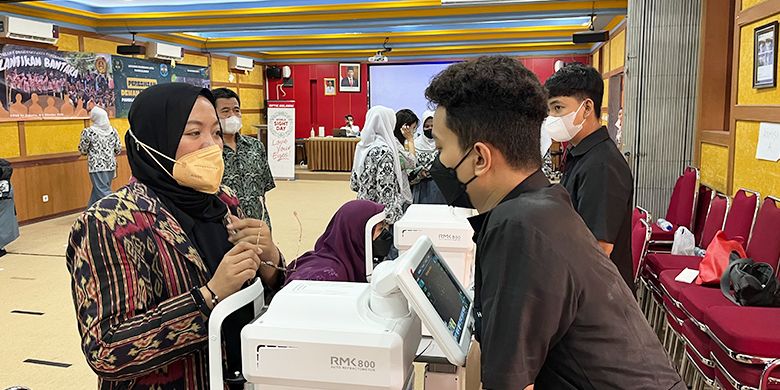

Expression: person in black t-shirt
xmin=425 ymin=56 xmax=683 ymax=390
xmin=543 ymin=63 xmax=635 ymax=291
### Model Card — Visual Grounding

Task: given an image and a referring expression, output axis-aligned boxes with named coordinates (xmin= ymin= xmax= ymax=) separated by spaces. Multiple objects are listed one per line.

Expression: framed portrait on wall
xmin=324 ymin=78 xmax=336 ymax=96
xmin=753 ymin=21 xmax=778 ymax=89
xmin=339 ymin=63 xmax=361 ymax=93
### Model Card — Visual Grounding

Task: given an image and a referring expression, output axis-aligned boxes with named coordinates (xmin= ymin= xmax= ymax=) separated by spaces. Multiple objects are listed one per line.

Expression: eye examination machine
xmin=209 ymin=235 xmax=475 ymax=390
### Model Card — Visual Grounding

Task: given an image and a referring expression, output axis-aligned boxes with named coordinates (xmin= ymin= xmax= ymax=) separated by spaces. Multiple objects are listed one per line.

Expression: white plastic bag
xmin=671 ymin=226 xmax=696 ymax=256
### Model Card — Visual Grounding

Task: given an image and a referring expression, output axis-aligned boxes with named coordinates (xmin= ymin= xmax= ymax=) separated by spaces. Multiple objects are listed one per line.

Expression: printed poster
xmin=267 ymin=100 xmax=296 ymax=180
xmin=0 ymin=44 xmax=114 ymax=121
xmin=113 ymin=56 xmax=210 ymax=118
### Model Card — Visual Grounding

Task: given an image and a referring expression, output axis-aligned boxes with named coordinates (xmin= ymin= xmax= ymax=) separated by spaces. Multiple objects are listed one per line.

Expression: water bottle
xmin=656 ymin=218 xmax=673 ymax=232
xmin=310 ymin=128 xmax=315 ymax=138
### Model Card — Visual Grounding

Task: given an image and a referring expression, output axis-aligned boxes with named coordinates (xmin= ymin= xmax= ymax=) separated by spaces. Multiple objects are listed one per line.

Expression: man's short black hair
xmin=544 ymin=63 xmax=603 ymax=118
xmin=425 ymin=55 xmax=547 ymax=169
xmin=345 ymin=114 xmax=353 ymax=120
xmin=394 ymin=108 xmax=419 ymax=145
xmin=212 ymin=87 xmax=241 ymax=106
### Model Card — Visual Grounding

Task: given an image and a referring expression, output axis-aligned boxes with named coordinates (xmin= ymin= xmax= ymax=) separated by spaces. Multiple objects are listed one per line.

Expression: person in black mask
xmin=65 ymin=83 xmax=284 ymax=389
xmin=411 ymin=110 xmax=446 ymax=204
xmin=426 ymin=56 xmax=684 ymax=390
xmin=283 ymin=200 xmax=391 ymax=284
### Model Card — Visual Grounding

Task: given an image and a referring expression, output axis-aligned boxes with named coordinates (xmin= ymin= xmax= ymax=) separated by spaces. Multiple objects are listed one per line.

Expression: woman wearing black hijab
xmin=66 ymin=83 xmax=283 ymax=389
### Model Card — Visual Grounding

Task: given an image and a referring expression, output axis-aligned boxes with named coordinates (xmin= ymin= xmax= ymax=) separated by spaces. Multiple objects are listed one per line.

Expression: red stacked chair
xmin=638 ymin=186 xmax=720 ymax=330
xmin=693 ymin=185 xmax=716 ymax=245
xmin=655 ymin=193 xmax=729 ymax=369
xmin=634 ymin=206 xmax=651 ymax=229
xmin=647 ymin=167 xmax=700 ymax=249
xmin=632 ymin=218 xmax=652 ymax=283
xmin=673 ymin=196 xmax=780 ymax=389
xmin=702 ymin=196 xmax=780 ymax=390
xmin=640 ymin=188 xmax=760 ymax=327
xmin=651 ymin=189 xmax=759 ymax=385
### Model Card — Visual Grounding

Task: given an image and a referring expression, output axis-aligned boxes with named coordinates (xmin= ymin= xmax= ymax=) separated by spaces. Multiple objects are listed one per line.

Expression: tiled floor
xmin=0 ymin=179 xmax=359 ymax=389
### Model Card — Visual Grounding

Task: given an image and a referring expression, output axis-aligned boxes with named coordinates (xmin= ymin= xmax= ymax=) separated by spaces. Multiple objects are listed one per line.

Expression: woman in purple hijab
xmin=285 ymin=200 xmax=392 ymax=284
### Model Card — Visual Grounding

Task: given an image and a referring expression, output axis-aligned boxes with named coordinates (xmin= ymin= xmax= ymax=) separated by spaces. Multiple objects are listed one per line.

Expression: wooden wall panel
xmin=10 ymin=155 xmax=131 ymax=222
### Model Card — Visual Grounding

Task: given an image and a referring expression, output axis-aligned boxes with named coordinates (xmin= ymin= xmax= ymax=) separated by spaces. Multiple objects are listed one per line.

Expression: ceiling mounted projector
xmin=573 ymin=30 xmax=609 ymax=43
xmin=369 ymin=37 xmax=392 ymax=63
xmin=572 ymin=6 xmax=609 ymax=44
xmin=117 ymin=32 xmax=146 ymax=56
xmin=368 ymin=53 xmax=389 ymax=63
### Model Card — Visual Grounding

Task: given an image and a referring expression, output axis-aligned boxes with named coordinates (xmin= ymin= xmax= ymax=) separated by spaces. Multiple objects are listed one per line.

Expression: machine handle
xmin=208 ymin=277 xmax=265 ymax=390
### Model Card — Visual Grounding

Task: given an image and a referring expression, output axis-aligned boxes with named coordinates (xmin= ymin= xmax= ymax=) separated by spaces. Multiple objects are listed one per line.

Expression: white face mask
xmin=220 ymin=115 xmax=242 ymax=135
xmin=542 ymin=100 xmax=587 ymax=142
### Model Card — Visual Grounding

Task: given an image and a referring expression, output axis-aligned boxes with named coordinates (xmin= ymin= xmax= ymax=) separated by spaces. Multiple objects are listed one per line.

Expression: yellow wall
xmin=239 ymin=87 xmax=264 ymax=110
xmin=58 ymin=33 xmax=80 ymax=52
xmin=0 ymin=123 xmax=20 ymax=158
xmin=24 ymin=120 xmax=85 ymax=155
xmin=83 ymin=37 xmax=118 ymax=54
xmin=733 ymin=121 xmax=780 ymax=197
xmin=593 ymin=28 xmax=625 ymax=125
xmin=609 ymin=29 xmax=626 ymax=71
xmin=241 ymin=113 xmax=262 ymax=136
xmin=2 ymin=33 xmax=263 ymax=159
xmin=211 ymin=58 xmax=231 ymax=83
xmin=737 ymin=13 xmax=780 ymax=105
xmin=238 ymin=64 xmax=264 ymax=85
xmin=742 ymin=0 xmax=764 ymax=10
xmin=181 ymin=53 xmax=209 ymax=67
xmin=700 ymin=143 xmax=730 ymax=193
xmin=700 ymin=9 xmax=780 ymax=198
xmin=110 ymin=118 xmax=130 ymax=146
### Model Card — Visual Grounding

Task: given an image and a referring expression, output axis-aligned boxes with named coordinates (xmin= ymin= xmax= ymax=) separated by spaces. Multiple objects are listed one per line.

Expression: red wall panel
xmin=267 ymin=64 xmax=369 ymax=139
xmin=520 ymin=55 xmax=591 ymax=84
xmin=266 ymin=56 xmax=590 ymax=139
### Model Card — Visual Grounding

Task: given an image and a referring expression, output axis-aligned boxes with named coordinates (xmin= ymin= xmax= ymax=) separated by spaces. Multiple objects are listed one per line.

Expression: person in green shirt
xmin=213 ymin=88 xmax=275 ymax=228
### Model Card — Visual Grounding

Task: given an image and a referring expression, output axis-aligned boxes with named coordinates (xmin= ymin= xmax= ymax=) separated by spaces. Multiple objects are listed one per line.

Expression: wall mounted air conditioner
xmin=146 ymin=42 xmax=184 ymax=62
xmin=229 ymin=56 xmax=254 ymax=72
xmin=0 ymin=16 xmax=59 ymax=45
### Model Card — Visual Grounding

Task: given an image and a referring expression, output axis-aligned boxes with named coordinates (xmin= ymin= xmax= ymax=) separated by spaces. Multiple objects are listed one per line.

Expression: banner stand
xmin=266 ymin=100 xmax=296 ymax=180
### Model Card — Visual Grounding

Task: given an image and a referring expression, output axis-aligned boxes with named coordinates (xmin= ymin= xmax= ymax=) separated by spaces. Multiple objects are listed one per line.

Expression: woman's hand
xmin=226 ymin=215 xmax=280 ymax=266
xmin=401 ymin=124 xmax=415 ymax=141
xmin=205 ymin=242 xmax=262 ymax=302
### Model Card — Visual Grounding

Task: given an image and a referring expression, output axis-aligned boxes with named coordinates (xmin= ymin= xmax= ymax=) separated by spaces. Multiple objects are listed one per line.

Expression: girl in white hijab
xmin=351 ymin=106 xmax=412 ymax=223
xmin=78 ymin=106 xmax=122 ymax=207
xmin=411 ymin=110 xmax=446 ymax=204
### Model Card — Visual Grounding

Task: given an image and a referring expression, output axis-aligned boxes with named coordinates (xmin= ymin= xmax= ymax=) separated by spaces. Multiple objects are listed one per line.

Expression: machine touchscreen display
xmin=412 ymin=248 xmax=471 ymax=343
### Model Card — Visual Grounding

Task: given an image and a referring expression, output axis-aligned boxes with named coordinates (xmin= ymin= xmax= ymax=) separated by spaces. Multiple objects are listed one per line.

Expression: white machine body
xmin=241 ymin=281 xmax=421 ymax=390
xmin=394 ymin=205 xmax=476 ymax=287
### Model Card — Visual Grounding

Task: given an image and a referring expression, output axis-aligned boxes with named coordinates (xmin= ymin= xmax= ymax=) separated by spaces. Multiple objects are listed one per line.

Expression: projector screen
xmin=369 ymin=62 xmax=454 ymax=135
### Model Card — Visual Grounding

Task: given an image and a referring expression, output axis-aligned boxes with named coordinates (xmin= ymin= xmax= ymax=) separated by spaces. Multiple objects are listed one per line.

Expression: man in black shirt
xmin=544 ymin=64 xmax=635 ymax=290
xmin=426 ymin=56 xmax=683 ymax=390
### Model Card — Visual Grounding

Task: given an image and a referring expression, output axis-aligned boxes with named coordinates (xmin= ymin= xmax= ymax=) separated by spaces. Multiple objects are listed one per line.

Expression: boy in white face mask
xmin=214 ymin=88 xmax=276 ymax=228
xmin=543 ymin=63 xmax=635 ymax=291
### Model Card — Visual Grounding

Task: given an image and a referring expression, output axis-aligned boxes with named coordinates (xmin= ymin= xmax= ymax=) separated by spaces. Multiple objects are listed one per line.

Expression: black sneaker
xmin=0 ymin=248 xmax=6 ymax=257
